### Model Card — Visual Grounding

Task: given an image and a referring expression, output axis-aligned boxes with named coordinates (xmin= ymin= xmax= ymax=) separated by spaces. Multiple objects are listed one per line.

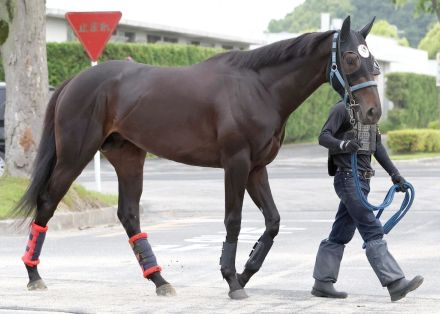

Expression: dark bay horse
xmin=16 ymin=16 xmax=381 ymax=299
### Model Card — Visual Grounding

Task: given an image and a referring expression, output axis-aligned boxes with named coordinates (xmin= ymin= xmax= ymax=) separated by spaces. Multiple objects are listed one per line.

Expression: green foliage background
xmin=387 ymin=129 xmax=440 ymax=153
xmin=384 ymin=72 xmax=438 ymax=130
xmin=0 ymin=42 xmax=341 ymax=143
xmin=46 ymin=42 xmax=222 ymax=86
xmin=0 ymin=42 xmax=221 ymax=86
xmin=418 ymin=23 xmax=440 ymax=58
xmin=285 ymin=85 xmax=339 ymax=142
xmin=268 ymin=0 xmax=436 ymax=47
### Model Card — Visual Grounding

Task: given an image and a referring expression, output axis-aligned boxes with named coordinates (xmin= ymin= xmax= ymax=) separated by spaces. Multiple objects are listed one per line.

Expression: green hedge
xmin=428 ymin=120 xmax=440 ymax=129
xmin=0 ymin=42 xmax=221 ymax=86
xmin=285 ymin=84 xmax=339 ymax=142
xmin=46 ymin=42 xmax=222 ymax=86
xmin=385 ymin=72 xmax=438 ymax=130
xmin=387 ymin=129 xmax=440 ymax=153
xmin=0 ymin=42 xmax=341 ymax=143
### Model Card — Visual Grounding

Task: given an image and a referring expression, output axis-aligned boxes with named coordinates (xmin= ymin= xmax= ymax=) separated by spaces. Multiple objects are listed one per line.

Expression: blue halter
xmin=328 ymin=32 xmax=377 ymax=123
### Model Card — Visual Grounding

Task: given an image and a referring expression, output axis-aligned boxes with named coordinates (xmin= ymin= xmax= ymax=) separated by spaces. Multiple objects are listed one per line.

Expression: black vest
xmin=329 ymin=121 xmax=377 ymax=156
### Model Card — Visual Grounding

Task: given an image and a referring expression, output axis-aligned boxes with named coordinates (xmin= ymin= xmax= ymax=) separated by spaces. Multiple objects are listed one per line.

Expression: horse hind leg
xmin=102 ymin=136 xmax=176 ymax=296
xmin=24 ymin=157 xmax=98 ymax=290
xmin=24 ymin=129 xmax=104 ymax=290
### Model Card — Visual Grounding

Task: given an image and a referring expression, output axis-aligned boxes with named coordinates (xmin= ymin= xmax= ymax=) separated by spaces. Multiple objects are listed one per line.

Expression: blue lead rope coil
xmin=351 ymin=153 xmax=415 ymax=234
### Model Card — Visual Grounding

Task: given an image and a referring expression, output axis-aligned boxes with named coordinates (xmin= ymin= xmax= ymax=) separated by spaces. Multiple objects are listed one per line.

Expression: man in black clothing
xmin=311 ymin=100 xmax=424 ymax=301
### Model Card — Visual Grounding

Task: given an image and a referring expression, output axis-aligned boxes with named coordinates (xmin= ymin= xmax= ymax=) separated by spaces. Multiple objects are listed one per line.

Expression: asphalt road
xmin=1 ymin=143 xmax=439 ymax=313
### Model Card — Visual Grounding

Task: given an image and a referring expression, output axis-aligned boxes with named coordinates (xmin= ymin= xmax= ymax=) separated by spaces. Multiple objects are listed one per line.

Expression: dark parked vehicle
xmin=0 ymin=82 xmax=5 ymax=176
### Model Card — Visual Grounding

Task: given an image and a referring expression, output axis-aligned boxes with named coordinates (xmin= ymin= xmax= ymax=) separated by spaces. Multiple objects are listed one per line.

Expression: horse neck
xmin=260 ymin=38 xmax=332 ymax=122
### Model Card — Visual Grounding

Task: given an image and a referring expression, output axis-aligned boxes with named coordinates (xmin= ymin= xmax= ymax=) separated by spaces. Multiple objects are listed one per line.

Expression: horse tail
xmin=13 ymin=77 xmax=73 ymax=221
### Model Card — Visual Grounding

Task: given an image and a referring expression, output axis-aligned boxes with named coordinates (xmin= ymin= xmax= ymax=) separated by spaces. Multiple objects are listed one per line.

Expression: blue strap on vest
xmin=351 ymin=153 xmax=415 ymax=234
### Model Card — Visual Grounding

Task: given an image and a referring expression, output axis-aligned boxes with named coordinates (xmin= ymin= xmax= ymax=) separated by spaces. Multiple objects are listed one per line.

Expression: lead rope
xmin=351 ymin=153 xmax=415 ymax=234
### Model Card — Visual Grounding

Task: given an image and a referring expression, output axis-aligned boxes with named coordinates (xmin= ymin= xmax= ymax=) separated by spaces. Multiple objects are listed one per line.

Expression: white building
xmin=45 ymin=8 xmax=258 ymax=50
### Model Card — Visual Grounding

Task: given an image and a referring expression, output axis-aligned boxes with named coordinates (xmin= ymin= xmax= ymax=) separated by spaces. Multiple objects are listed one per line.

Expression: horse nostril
xmin=367 ymin=107 xmax=377 ymax=119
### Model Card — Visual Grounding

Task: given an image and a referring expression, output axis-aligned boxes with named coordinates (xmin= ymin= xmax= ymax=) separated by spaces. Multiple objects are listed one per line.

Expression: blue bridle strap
xmin=350 ymin=80 xmax=377 ymax=92
xmin=329 ymin=32 xmax=377 ymax=106
xmin=329 ymin=33 xmax=346 ymax=91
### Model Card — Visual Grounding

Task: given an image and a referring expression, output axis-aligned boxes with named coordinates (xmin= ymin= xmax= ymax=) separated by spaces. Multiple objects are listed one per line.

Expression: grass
xmin=390 ymin=152 xmax=440 ymax=160
xmin=0 ymin=176 xmax=118 ymax=220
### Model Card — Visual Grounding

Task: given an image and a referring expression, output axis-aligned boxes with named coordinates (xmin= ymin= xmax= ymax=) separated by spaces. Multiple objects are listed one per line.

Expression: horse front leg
xmin=220 ymin=151 xmax=251 ymax=299
xmin=237 ymin=166 xmax=280 ymax=288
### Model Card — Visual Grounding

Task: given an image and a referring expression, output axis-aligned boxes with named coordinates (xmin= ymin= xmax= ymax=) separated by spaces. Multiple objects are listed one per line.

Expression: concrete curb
xmin=0 ymin=206 xmax=119 ymax=236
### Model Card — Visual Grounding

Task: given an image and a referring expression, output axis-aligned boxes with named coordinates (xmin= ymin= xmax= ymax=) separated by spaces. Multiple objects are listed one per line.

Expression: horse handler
xmin=311 ymin=100 xmax=424 ymax=301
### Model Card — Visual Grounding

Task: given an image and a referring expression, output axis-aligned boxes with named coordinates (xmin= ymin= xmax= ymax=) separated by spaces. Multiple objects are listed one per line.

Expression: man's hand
xmin=341 ymin=140 xmax=361 ymax=153
xmin=392 ymin=174 xmax=407 ymax=192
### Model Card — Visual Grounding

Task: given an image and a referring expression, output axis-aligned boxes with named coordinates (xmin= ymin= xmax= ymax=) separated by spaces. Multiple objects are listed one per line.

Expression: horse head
xmin=330 ymin=16 xmax=382 ymax=125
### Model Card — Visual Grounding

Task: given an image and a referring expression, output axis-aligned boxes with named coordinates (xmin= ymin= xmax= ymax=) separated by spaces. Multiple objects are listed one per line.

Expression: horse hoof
xmin=156 ymin=283 xmax=177 ymax=296
xmin=27 ymin=279 xmax=47 ymax=291
xmin=228 ymin=288 xmax=248 ymax=300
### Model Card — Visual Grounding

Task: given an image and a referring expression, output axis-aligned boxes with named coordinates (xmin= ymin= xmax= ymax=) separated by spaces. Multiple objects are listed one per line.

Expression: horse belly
xmin=118 ymin=106 xmax=222 ymax=168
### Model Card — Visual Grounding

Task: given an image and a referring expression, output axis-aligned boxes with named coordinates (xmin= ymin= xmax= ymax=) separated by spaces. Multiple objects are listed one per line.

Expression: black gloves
xmin=342 ymin=140 xmax=361 ymax=153
xmin=392 ymin=174 xmax=407 ymax=192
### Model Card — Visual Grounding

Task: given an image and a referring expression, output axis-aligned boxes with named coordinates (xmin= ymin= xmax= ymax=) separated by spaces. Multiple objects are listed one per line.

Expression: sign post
xmin=66 ymin=11 xmax=122 ymax=191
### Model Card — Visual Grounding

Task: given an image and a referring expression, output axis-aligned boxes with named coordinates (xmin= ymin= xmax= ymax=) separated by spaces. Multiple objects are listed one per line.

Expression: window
xmin=125 ymin=32 xmax=135 ymax=42
xmin=163 ymin=36 xmax=178 ymax=43
xmin=147 ymin=34 xmax=161 ymax=43
xmin=222 ymin=45 xmax=233 ymax=50
xmin=191 ymin=41 xmax=200 ymax=46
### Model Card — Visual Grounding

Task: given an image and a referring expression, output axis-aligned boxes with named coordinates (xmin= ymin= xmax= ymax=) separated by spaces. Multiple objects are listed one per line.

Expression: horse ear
xmin=340 ymin=16 xmax=351 ymax=42
xmin=359 ymin=17 xmax=376 ymax=39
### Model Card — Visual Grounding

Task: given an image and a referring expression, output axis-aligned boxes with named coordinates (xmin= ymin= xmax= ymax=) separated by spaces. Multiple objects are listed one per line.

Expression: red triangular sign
xmin=65 ymin=11 xmax=122 ymax=61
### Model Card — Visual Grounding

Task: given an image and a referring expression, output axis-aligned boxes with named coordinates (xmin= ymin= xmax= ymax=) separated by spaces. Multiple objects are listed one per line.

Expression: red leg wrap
xmin=143 ymin=265 xmax=162 ymax=278
xmin=129 ymin=232 xmax=161 ymax=277
xmin=128 ymin=232 xmax=148 ymax=244
xmin=22 ymin=222 xmax=48 ymax=267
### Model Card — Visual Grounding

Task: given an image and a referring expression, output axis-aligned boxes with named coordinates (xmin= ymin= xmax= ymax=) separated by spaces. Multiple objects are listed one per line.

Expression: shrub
xmin=428 ymin=120 xmax=440 ymax=129
xmin=385 ymin=72 xmax=438 ymax=130
xmin=284 ymin=84 xmax=339 ymax=143
xmin=387 ymin=129 xmax=440 ymax=153
xmin=46 ymin=42 xmax=222 ymax=86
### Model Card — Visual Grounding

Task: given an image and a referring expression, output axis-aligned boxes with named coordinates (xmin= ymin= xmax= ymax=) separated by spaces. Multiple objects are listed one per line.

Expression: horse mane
xmin=209 ymin=30 xmax=336 ymax=71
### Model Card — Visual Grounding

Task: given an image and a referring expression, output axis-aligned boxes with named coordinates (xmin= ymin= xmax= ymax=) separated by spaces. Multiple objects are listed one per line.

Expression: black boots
xmin=312 ymin=238 xmax=423 ymax=301
xmin=365 ymin=239 xmax=423 ymax=302
xmin=387 ymin=276 xmax=424 ymax=302
xmin=311 ymin=279 xmax=348 ymax=298
xmin=312 ymin=239 xmax=347 ymax=298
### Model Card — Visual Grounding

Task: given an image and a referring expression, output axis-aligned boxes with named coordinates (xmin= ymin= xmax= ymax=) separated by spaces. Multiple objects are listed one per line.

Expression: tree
xmin=418 ymin=23 xmax=440 ymax=58
xmin=267 ymin=0 xmax=436 ymax=47
xmin=370 ymin=19 xmax=410 ymax=46
xmin=371 ymin=20 xmax=399 ymax=38
xmin=268 ymin=0 xmax=353 ymax=33
xmin=393 ymin=0 xmax=440 ymax=22
xmin=0 ymin=0 xmax=48 ymax=176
